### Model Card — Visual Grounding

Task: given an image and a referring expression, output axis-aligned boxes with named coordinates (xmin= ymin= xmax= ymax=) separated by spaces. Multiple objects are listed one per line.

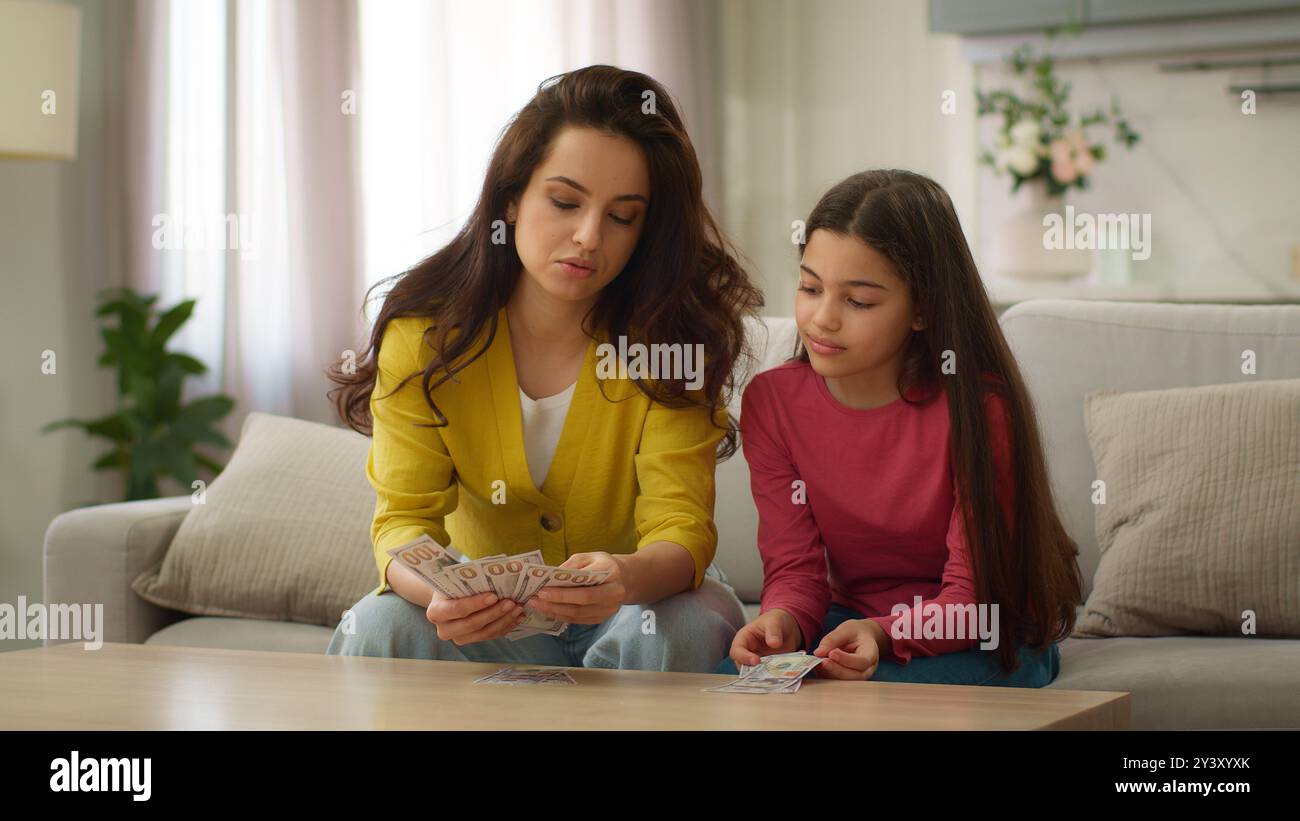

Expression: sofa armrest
xmin=43 ymin=495 xmax=194 ymax=646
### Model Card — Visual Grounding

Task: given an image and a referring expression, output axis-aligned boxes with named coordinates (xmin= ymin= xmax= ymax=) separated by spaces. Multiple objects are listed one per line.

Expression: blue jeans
xmin=713 ymin=602 xmax=1060 ymax=688
xmin=327 ymin=564 xmax=746 ymax=673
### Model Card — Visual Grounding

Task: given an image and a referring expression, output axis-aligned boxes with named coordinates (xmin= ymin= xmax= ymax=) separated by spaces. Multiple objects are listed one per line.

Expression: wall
xmin=718 ymin=0 xmax=977 ymax=316
xmin=975 ymin=43 xmax=1300 ymax=297
xmin=0 ymin=0 xmax=123 ymax=652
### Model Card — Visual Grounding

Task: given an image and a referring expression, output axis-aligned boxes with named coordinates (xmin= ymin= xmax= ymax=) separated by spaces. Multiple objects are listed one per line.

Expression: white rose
xmin=1009 ymin=118 xmax=1040 ymax=147
xmin=1003 ymin=144 xmax=1039 ymax=176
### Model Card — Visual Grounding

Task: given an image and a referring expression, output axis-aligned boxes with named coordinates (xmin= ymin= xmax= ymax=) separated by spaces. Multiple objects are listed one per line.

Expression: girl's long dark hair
xmin=797 ymin=169 xmax=1083 ymax=672
xmin=328 ymin=65 xmax=763 ymax=460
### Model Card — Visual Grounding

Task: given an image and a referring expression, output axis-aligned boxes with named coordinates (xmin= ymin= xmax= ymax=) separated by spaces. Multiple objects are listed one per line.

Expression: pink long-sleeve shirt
xmin=741 ymin=360 xmax=1013 ymax=665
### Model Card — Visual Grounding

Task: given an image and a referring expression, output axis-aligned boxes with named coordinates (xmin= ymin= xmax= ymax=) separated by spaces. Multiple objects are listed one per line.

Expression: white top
xmin=519 ymin=380 xmax=577 ymax=490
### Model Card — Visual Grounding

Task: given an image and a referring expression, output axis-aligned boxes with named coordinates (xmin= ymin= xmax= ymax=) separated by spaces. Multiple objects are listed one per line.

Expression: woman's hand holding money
xmin=425 ymin=591 xmax=526 ymax=646
xmin=527 ymin=551 xmax=627 ymax=624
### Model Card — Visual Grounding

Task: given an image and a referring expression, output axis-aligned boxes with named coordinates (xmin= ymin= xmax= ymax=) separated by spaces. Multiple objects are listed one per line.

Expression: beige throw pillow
xmin=132 ymin=412 xmax=379 ymax=627
xmin=1074 ymin=378 xmax=1300 ymax=638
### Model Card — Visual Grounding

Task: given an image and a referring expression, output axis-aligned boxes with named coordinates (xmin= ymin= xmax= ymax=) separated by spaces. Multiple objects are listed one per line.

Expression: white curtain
xmin=226 ymin=0 xmax=365 ymax=428
xmin=114 ymin=0 xmax=717 ymax=450
xmin=358 ymin=0 xmax=721 ymax=298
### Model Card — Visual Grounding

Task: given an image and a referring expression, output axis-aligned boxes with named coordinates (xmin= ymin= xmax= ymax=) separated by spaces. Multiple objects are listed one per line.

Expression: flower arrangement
xmin=977 ymin=43 xmax=1140 ymax=195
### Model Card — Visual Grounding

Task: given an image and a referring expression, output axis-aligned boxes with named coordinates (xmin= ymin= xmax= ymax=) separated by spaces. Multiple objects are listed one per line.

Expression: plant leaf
xmin=175 ymin=395 xmax=236 ymax=427
xmin=194 ymin=453 xmax=226 ymax=475
xmin=93 ymin=448 xmax=130 ymax=470
xmin=155 ymin=360 xmax=185 ymax=420
xmin=159 ymin=445 xmax=199 ymax=488
xmin=167 ymin=353 xmax=208 ymax=375
xmin=82 ymin=413 xmax=134 ymax=442
xmin=41 ymin=418 xmax=90 ymax=434
xmin=152 ymin=299 xmax=196 ymax=348
xmin=175 ymin=421 xmax=232 ymax=449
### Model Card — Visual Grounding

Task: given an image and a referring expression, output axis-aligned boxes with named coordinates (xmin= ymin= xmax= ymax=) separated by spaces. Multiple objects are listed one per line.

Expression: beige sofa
xmin=44 ymin=299 xmax=1300 ymax=729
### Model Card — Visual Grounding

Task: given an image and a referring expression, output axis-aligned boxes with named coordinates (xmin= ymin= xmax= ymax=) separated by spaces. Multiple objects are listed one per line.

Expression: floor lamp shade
xmin=0 ymin=0 xmax=81 ymax=159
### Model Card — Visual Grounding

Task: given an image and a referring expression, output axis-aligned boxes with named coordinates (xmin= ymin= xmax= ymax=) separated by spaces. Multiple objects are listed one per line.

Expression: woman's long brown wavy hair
xmin=795 ymin=169 xmax=1082 ymax=672
xmin=328 ymin=65 xmax=763 ymax=459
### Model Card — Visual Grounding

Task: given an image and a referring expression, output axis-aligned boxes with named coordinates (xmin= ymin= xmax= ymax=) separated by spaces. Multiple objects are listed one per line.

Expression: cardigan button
xmin=540 ymin=512 xmax=562 ymax=532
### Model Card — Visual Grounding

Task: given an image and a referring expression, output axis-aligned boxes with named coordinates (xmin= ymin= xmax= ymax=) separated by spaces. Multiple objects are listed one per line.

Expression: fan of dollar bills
xmin=387 ymin=535 xmax=611 ymax=641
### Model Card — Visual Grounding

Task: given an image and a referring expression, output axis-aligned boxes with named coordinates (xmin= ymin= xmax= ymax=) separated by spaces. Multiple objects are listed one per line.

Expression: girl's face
xmin=795 ymin=228 xmax=923 ymax=380
xmin=507 ymin=126 xmax=650 ymax=305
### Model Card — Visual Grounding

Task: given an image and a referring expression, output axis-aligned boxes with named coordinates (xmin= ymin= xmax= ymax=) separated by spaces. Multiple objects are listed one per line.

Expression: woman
xmin=326 ymin=65 xmax=763 ymax=673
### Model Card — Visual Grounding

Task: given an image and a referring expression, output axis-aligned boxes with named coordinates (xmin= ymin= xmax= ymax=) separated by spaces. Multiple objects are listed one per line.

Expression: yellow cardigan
xmin=367 ymin=305 xmax=727 ymax=596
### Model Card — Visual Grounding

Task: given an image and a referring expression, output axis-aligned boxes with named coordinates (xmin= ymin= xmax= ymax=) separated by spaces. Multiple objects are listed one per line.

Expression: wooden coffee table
xmin=0 ymin=642 xmax=1129 ymax=730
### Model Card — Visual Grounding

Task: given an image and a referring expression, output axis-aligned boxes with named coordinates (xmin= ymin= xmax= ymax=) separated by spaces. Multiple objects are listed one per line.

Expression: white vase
xmin=989 ymin=180 xmax=1093 ymax=280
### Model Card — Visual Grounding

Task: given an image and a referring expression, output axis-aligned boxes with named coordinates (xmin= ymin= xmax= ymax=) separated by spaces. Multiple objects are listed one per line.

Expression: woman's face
xmin=508 ymin=126 xmax=650 ymax=305
xmin=795 ymin=228 xmax=922 ymax=380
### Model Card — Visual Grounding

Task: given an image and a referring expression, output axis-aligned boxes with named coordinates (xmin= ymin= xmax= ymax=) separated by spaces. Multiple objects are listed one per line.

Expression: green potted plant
xmin=43 ymin=287 xmax=236 ymax=503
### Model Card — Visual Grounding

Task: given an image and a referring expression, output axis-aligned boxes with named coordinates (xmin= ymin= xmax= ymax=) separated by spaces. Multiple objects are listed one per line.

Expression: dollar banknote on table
xmin=385 ymin=536 xmax=611 ymax=641
xmin=473 ymin=667 xmax=577 ymax=685
xmin=704 ymin=651 xmax=825 ymax=694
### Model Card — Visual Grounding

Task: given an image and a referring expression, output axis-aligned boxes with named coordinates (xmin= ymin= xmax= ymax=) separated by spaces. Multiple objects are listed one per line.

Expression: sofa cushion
xmin=1077 ymin=379 xmax=1300 ymax=637
xmin=131 ymin=412 xmax=378 ymax=628
xmin=146 ymin=616 xmax=335 ymax=654
xmin=999 ymin=300 xmax=1300 ymax=600
xmin=1050 ymin=636 xmax=1300 ymax=729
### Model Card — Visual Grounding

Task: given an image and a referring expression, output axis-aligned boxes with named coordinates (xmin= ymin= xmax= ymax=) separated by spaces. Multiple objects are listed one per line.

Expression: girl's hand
xmin=729 ymin=609 xmax=804 ymax=668
xmin=426 ymin=591 xmax=525 ymax=646
xmin=527 ymin=551 xmax=628 ymax=624
xmin=812 ymin=618 xmax=887 ymax=680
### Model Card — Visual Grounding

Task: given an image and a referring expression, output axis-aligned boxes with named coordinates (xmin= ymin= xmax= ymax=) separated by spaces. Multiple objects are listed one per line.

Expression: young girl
xmin=724 ymin=170 xmax=1082 ymax=686
xmin=327 ymin=65 xmax=762 ymax=673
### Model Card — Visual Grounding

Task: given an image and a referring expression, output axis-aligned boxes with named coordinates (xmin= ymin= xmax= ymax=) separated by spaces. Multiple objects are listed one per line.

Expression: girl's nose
xmin=813 ymin=301 xmax=840 ymax=331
